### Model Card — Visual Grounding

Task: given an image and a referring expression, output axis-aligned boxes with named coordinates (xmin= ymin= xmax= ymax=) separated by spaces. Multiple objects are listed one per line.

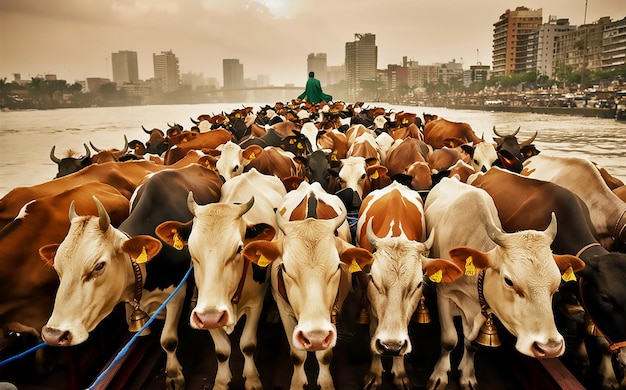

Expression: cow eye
xmin=236 ymin=244 xmax=243 ymax=254
xmin=94 ymin=262 xmax=105 ymax=271
xmin=360 ymin=174 xmax=366 ymax=180
xmin=504 ymin=277 xmax=514 ymax=287
xmin=417 ymin=281 xmax=423 ymax=289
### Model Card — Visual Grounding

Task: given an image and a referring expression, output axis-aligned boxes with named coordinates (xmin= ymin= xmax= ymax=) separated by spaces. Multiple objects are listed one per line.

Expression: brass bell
xmin=414 ymin=296 xmax=431 ymax=324
xmin=128 ymin=309 xmax=151 ymax=336
xmin=475 ymin=313 xmax=501 ymax=347
xmin=356 ymin=307 xmax=370 ymax=324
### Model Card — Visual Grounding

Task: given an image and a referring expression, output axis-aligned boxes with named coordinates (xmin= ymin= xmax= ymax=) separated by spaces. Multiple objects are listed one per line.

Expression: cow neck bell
xmin=414 ymin=296 xmax=431 ymax=324
xmin=128 ymin=308 xmax=151 ymax=335
xmin=356 ymin=307 xmax=370 ymax=325
xmin=476 ymin=313 xmax=501 ymax=347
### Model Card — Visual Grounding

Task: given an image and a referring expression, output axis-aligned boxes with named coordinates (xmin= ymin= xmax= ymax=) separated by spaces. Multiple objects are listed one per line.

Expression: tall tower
xmin=222 ymin=59 xmax=244 ymax=89
xmin=153 ymin=50 xmax=180 ymax=93
xmin=111 ymin=50 xmax=139 ymax=84
xmin=307 ymin=53 xmax=328 ymax=86
xmin=345 ymin=33 xmax=378 ymax=97
xmin=492 ymin=7 xmax=543 ymax=77
xmin=536 ymin=17 xmax=576 ymax=78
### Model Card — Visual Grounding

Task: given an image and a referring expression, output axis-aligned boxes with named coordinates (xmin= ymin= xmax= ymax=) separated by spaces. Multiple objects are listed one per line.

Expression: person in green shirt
xmin=298 ymin=71 xmax=332 ymax=104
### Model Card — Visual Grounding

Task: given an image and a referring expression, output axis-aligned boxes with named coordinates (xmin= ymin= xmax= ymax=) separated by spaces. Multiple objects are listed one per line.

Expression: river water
xmin=1 ymin=103 xmax=625 ymax=198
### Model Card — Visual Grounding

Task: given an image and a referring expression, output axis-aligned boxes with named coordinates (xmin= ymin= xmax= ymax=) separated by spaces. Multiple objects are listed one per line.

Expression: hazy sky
xmin=1 ymin=0 xmax=623 ymax=86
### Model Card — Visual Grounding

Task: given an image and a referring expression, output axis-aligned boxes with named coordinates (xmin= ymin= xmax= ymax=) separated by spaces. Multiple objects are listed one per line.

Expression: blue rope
xmin=86 ymin=265 xmax=193 ymax=390
xmin=0 ymin=341 xmax=46 ymax=367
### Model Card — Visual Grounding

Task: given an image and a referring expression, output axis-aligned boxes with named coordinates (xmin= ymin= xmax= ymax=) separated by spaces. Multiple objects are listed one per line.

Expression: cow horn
xmin=114 ymin=135 xmax=129 ymax=158
xmin=520 ymin=130 xmax=537 ymax=147
xmin=142 ymin=125 xmax=151 ymax=134
xmin=365 ymin=218 xmax=381 ymax=248
xmin=81 ymin=143 xmax=91 ymax=160
xmin=238 ymin=197 xmax=255 ymax=217
xmin=512 ymin=126 xmax=520 ymax=136
xmin=68 ymin=200 xmax=78 ymax=221
xmin=187 ymin=191 xmax=198 ymax=216
xmin=544 ymin=212 xmax=557 ymax=241
xmin=89 ymin=141 xmax=101 ymax=152
xmin=492 ymin=126 xmax=504 ymax=138
xmin=423 ymin=229 xmax=435 ymax=250
xmin=93 ymin=196 xmax=111 ymax=232
xmin=190 ymin=117 xmax=199 ymax=125
xmin=50 ymin=145 xmax=61 ymax=163
xmin=487 ymin=221 xmax=507 ymax=247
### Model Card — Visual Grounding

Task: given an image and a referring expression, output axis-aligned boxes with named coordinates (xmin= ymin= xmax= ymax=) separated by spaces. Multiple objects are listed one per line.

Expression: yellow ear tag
xmin=331 ymin=155 xmax=338 ymax=161
xmin=289 ymin=139 xmax=296 ymax=144
xmin=248 ymin=152 xmax=256 ymax=160
xmin=465 ymin=256 xmax=476 ymax=276
xmin=135 ymin=247 xmax=148 ymax=263
xmin=402 ymin=118 xmax=408 ymax=124
xmin=297 ymin=142 xmax=303 ymax=149
xmin=429 ymin=269 xmax=443 ymax=283
xmin=369 ymin=170 xmax=379 ymax=180
xmin=256 ymin=251 xmax=272 ymax=268
xmin=172 ymin=230 xmax=184 ymax=250
xmin=562 ymin=266 xmax=576 ymax=282
xmin=349 ymin=259 xmax=362 ymax=273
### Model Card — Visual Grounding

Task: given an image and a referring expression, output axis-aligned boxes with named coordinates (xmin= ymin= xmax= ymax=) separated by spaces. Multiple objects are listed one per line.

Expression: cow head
xmin=447 ymin=213 xmax=585 ymax=358
xmin=39 ymin=196 xmax=161 ymax=346
xmin=243 ymin=182 xmax=373 ymax=352
xmin=90 ymin=135 xmax=130 ymax=163
xmin=50 ymin=143 xmax=92 ymax=178
xmin=365 ymin=224 xmax=462 ymax=356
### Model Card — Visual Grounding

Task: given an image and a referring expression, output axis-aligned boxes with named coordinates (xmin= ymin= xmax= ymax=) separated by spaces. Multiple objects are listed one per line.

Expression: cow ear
xmin=448 ymin=246 xmax=490 ymax=275
xmin=198 ymin=155 xmax=219 ymax=171
xmin=39 ymin=244 xmax=60 ymax=267
xmin=155 ymin=221 xmax=192 ymax=250
xmin=366 ymin=164 xmax=388 ymax=179
xmin=422 ymin=258 xmax=464 ymax=283
xmin=339 ymin=247 xmax=374 ymax=273
xmin=245 ymin=223 xmax=276 ymax=241
xmin=460 ymin=144 xmax=475 ymax=158
xmin=282 ymin=176 xmax=304 ymax=192
xmin=242 ymin=240 xmax=281 ymax=267
xmin=242 ymin=145 xmax=264 ymax=160
xmin=122 ymin=235 xmax=162 ymax=263
xmin=553 ymin=254 xmax=586 ymax=281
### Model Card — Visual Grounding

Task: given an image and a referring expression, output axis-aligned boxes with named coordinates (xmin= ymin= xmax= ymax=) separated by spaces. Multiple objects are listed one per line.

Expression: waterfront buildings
xmin=345 ymin=33 xmax=378 ymax=98
xmin=111 ymin=50 xmax=139 ymax=84
xmin=153 ymin=50 xmax=180 ymax=93
xmin=222 ymin=59 xmax=244 ymax=89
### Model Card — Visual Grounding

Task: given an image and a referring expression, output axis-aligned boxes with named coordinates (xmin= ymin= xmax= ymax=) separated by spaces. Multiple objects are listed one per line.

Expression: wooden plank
xmin=539 ymin=358 xmax=586 ymax=390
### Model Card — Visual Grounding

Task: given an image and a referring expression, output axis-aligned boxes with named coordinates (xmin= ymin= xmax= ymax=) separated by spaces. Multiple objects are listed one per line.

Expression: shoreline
xmin=445 ymin=104 xmax=617 ymax=119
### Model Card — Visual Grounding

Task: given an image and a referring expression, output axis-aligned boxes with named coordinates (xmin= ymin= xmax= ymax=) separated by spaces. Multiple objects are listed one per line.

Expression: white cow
xmin=242 ymin=181 xmax=374 ymax=389
xmin=356 ymin=182 xmax=463 ymax=389
xmin=522 ymin=153 xmax=626 ymax=250
xmin=156 ymin=168 xmax=285 ymax=390
xmin=424 ymin=177 xmax=584 ymax=390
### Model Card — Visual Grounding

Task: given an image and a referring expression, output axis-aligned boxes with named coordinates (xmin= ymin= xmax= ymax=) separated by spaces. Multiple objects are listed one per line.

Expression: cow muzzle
xmin=42 ymin=326 xmax=74 ymax=347
xmin=190 ymin=308 xmax=230 ymax=329
xmin=293 ymin=327 xmax=335 ymax=351
xmin=529 ymin=338 xmax=564 ymax=358
xmin=374 ymin=337 xmax=409 ymax=356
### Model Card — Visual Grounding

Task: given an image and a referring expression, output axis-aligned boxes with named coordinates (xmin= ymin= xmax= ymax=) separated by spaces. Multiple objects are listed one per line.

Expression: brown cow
xmin=423 ymin=117 xmax=483 ymax=149
xmin=163 ymin=129 xmax=232 ymax=165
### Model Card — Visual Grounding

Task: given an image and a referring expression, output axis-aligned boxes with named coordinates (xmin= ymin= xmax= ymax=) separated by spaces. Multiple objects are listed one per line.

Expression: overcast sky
xmin=1 ymin=0 xmax=623 ymax=86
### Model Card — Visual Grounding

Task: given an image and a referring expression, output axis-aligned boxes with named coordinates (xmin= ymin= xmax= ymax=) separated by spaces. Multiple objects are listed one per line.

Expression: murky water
xmin=1 ymin=103 xmax=625 ymax=197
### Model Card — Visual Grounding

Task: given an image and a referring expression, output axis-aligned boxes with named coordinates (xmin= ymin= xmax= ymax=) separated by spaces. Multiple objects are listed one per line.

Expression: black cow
xmin=49 ymin=143 xmax=92 ymax=178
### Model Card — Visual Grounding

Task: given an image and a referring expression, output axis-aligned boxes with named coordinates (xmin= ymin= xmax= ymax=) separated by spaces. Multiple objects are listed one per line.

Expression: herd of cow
xmin=1 ymin=99 xmax=625 ymax=390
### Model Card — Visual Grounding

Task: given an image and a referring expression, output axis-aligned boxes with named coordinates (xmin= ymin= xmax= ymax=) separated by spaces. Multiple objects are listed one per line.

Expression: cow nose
xmin=42 ymin=326 xmax=72 ymax=346
xmin=532 ymin=339 xmax=564 ymax=358
xmin=295 ymin=329 xmax=334 ymax=351
xmin=191 ymin=309 xmax=228 ymax=329
xmin=375 ymin=338 xmax=408 ymax=356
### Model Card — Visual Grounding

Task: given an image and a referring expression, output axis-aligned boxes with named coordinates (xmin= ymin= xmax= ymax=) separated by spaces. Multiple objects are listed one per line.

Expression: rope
xmin=0 ymin=341 xmax=46 ymax=367
xmin=86 ymin=265 xmax=193 ymax=390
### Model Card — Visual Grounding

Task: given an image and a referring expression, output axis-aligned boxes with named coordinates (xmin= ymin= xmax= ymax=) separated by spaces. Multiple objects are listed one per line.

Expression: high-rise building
xmin=602 ymin=16 xmax=626 ymax=70
xmin=111 ymin=50 xmax=139 ymax=84
xmin=153 ymin=50 xmax=180 ymax=93
xmin=307 ymin=53 xmax=328 ymax=86
xmin=492 ymin=7 xmax=543 ymax=77
xmin=536 ymin=17 xmax=576 ymax=78
xmin=223 ymin=59 xmax=244 ymax=89
xmin=345 ymin=33 xmax=378 ymax=97
xmin=555 ymin=17 xmax=612 ymax=78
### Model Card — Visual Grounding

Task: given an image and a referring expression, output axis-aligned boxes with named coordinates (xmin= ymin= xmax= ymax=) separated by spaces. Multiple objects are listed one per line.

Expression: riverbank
xmin=445 ymin=104 xmax=617 ymax=119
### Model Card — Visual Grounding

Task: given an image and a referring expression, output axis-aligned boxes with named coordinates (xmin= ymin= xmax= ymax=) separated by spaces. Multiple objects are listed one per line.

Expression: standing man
xmin=298 ymin=72 xmax=332 ymax=104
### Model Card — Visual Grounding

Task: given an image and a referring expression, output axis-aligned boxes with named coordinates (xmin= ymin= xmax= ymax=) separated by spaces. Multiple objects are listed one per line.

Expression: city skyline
xmin=1 ymin=0 xmax=624 ymax=86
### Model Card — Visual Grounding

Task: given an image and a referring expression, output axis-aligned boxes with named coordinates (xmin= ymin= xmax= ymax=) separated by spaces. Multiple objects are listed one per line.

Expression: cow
xmin=422 ymin=117 xmax=484 ymax=149
xmin=384 ymin=138 xmax=432 ymax=191
xmin=333 ymin=156 xmax=391 ymax=212
xmin=521 ymin=154 xmax=626 ymax=251
xmin=243 ymin=146 xmax=304 ymax=181
xmin=0 ymin=160 xmax=165 ymax=230
xmin=0 ymin=182 xmax=129 ymax=339
xmin=49 ymin=144 xmax=92 ymax=178
xmin=38 ymin=164 xmax=223 ymax=390
xmin=492 ymin=126 xmax=538 ymax=171
xmin=356 ymin=182 xmax=463 ymax=389
xmin=156 ymin=169 xmax=285 ymax=389
xmin=423 ymin=177 xmax=584 ymax=390
xmin=299 ymin=149 xmax=341 ymax=194
xmin=163 ymin=129 xmax=232 ymax=165
xmin=141 ymin=126 xmax=168 ymax=155
xmin=470 ymin=167 xmax=626 ymax=388
xmin=89 ymin=135 xmax=130 ymax=163
xmin=241 ymin=181 xmax=374 ymax=389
